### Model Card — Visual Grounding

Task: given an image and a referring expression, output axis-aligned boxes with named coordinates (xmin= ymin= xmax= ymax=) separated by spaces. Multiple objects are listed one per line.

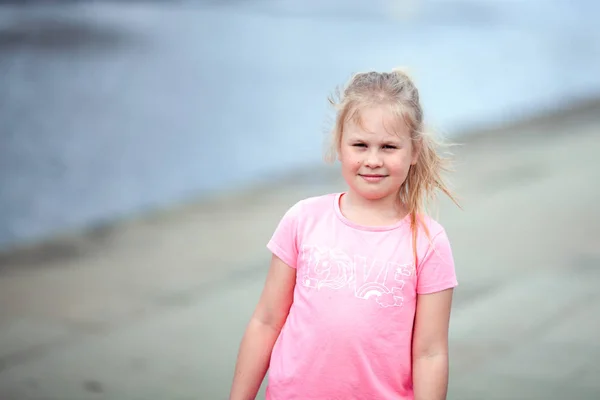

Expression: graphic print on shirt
xmin=300 ymin=244 xmax=415 ymax=308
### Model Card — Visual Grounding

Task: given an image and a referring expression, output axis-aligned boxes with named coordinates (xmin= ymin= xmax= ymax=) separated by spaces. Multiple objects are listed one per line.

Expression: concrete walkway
xmin=1 ymin=101 xmax=599 ymax=399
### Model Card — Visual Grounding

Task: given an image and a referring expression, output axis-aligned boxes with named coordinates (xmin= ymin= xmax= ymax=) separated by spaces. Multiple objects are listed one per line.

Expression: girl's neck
xmin=341 ymin=190 xmax=408 ymax=227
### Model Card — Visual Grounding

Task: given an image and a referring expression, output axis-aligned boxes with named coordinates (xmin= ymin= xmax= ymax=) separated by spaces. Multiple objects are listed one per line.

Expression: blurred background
xmin=1 ymin=0 xmax=599 ymax=399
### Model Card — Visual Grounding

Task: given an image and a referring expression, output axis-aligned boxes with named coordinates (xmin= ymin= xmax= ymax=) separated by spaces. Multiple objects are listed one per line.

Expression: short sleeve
xmin=416 ymin=229 xmax=458 ymax=295
xmin=266 ymin=201 xmax=303 ymax=269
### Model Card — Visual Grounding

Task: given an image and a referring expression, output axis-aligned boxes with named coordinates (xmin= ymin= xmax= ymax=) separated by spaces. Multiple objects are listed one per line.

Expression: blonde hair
xmin=326 ymin=68 xmax=461 ymax=265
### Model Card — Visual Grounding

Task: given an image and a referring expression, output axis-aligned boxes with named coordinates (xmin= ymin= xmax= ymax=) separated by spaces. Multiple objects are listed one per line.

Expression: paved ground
xmin=0 ymin=101 xmax=599 ymax=399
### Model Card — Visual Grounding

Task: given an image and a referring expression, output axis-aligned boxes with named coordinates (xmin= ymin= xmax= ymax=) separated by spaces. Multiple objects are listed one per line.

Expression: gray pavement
xmin=0 ymin=100 xmax=599 ymax=399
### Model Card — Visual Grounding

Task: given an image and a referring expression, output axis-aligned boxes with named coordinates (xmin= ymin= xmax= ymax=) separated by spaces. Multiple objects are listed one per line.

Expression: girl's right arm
xmin=229 ymin=254 xmax=296 ymax=400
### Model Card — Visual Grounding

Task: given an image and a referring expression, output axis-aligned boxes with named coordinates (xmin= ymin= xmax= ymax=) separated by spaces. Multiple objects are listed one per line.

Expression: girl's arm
xmin=412 ymin=287 xmax=454 ymax=400
xmin=229 ymin=254 xmax=296 ymax=400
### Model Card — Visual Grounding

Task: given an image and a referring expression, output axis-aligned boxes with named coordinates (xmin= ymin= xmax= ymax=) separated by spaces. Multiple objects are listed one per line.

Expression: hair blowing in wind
xmin=326 ymin=68 xmax=461 ymax=263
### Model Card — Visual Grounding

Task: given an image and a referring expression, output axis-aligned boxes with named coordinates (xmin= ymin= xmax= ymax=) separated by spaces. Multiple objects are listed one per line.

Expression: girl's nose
xmin=365 ymin=150 xmax=383 ymax=168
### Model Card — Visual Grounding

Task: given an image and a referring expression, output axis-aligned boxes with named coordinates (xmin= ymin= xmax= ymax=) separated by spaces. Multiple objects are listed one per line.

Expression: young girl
xmin=229 ymin=69 xmax=460 ymax=400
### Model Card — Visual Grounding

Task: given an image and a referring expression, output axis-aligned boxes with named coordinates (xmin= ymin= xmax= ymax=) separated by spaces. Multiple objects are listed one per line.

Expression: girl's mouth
xmin=359 ymin=174 xmax=387 ymax=182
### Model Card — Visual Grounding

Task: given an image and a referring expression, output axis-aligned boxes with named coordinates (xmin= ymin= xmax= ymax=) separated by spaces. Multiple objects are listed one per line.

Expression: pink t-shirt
xmin=265 ymin=192 xmax=458 ymax=400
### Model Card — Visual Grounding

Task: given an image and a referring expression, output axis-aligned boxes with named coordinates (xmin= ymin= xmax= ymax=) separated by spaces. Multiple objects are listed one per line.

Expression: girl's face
xmin=338 ymin=106 xmax=419 ymax=203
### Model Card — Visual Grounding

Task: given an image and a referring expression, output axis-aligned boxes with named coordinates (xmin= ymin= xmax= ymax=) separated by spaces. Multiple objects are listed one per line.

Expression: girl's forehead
xmin=346 ymin=107 xmax=411 ymax=138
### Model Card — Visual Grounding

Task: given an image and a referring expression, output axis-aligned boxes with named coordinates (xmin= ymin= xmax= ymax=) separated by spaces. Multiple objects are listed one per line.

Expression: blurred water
xmin=1 ymin=0 xmax=599 ymax=250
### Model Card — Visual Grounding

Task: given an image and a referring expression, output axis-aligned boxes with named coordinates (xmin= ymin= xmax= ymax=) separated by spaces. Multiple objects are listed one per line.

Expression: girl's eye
xmin=353 ymin=143 xmax=367 ymax=148
xmin=383 ymin=145 xmax=398 ymax=149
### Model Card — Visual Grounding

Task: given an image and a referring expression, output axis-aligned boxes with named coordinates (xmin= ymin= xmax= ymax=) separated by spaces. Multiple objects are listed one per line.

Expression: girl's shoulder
xmin=282 ymin=192 xmax=338 ymax=219
xmin=413 ymin=213 xmax=454 ymax=256
xmin=416 ymin=213 xmax=447 ymax=237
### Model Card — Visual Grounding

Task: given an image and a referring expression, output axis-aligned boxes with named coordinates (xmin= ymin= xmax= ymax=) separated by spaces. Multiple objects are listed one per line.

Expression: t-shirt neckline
xmin=333 ymin=192 xmax=410 ymax=232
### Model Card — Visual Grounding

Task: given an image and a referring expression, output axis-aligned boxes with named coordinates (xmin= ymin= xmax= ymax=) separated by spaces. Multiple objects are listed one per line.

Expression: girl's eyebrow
xmin=347 ymin=135 xmax=403 ymax=144
xmin=378 ymin=138 xmax=404 ymax=146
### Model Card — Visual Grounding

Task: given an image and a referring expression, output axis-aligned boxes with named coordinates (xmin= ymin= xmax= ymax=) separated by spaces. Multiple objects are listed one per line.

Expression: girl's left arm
xmin=412 ymin=287 xmax=454 ymax=400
